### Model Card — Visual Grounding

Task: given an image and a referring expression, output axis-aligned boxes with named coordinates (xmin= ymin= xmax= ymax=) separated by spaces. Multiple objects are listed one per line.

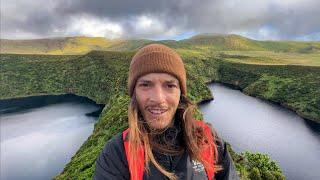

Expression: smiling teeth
xmin=149 ymin=109 xmax=166 ymax=114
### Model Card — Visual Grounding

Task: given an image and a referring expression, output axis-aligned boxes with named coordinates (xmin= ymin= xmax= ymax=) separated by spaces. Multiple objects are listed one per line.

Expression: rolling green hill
xmin=1 ymin=34 xmax=320 ymax=54
xmin=2 ymin=34 xmax=319 ymax=179
xmin=1 ymin=50 xmax=287 ymax=179
xmin=0 ymin=37 xmax=152 ymax=55
xmin=181 ymin=34 xmax=320 ymax=53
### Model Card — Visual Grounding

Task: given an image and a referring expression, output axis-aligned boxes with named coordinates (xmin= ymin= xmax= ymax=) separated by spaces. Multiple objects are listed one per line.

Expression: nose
xmin=149 ymin=84 xmax=165 ymax=103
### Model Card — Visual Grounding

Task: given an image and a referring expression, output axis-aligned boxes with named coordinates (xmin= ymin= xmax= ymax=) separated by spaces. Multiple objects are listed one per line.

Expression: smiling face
xmin=135 ymin=73 xmax=181 ymax=130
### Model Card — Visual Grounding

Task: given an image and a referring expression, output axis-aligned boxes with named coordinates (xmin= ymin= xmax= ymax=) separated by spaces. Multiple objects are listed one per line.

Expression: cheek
xmin=137 ymin=101 xmax=146 ymax=116
xmin=135 ymin=91 xmax=146 ymax=108
xmin=169 ymin=93 xmax=181 ymax=109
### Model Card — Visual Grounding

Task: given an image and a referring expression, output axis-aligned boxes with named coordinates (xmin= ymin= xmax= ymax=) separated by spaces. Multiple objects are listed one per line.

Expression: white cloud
xmin=136 ymin=15 xmax=153 ymax=29
xmin=122 ymin=14 xmax=181 ymax=39
xmin=133 ymin=15 xmax=167 ymax=36
xmin=295 ymin=32 xmax=320 ymax=41
xmin=66 ymin=15 xmax=123 ymax=38
xmin=272 ymin=0 xmax=313 ymax=6
xmin=0 ymin=30 xmax=43 ymax=40
xmin=1 ymin=0 xmax=319 ymax=40
xmin=234 ymin=27 xmax=282 ymax=41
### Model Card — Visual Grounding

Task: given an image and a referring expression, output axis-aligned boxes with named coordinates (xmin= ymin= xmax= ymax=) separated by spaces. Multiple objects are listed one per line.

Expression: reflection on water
xmin=199 ymin=83 xmax=320 ymax=180
xmin=0 ymin=96 xmax=101 ymax=180
xmin=200 ymin=84 xmax=320 ymax=180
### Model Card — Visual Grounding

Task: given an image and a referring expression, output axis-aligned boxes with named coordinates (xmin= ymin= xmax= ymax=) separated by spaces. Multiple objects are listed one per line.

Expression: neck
xmin=149 ymin=118 xmax=184 ymax=155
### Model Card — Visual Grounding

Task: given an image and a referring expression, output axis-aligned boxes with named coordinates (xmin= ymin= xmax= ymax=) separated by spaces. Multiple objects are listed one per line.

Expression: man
xmin=94 ymin=44 xmax=239 ymax=180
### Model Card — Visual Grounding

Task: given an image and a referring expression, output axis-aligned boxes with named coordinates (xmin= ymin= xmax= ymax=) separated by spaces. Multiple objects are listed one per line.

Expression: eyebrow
xmin=137 ymin=79 xmax=152 ymax=83
xmin=165 ymin=80 xmax=179 ymax=84
xmin=137 ymin=79 xmax=179 ymax=83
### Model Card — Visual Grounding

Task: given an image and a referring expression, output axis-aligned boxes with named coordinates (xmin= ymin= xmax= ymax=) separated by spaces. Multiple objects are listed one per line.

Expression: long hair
xmin=128 ymin=93 xmax=219 ymax=180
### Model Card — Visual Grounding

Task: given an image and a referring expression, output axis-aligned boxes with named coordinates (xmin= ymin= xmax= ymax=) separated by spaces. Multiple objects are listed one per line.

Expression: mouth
xmin=147 ymin=108 xmax=168 ymax=116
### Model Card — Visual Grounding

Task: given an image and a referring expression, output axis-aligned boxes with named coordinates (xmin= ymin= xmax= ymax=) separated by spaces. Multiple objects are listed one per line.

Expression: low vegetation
xmin=216 ymin=60 xmax=320 ymax=122
xmin=2 ymin=34 xmax=319 ymax=179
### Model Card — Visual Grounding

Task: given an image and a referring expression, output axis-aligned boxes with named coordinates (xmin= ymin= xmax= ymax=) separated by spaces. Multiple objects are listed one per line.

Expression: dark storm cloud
xmin=1 ymin=0 xmax=69 ymax=38
xmin=1 ymin=0 xmax=319 ymax=40
xmin=54 ymin=0 xmax=169 ymax=18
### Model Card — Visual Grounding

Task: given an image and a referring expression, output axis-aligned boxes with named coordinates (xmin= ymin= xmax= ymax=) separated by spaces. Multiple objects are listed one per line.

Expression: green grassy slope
xmin=180 ymin=34 xmax=320 ymax=53
xmin=216 ymin=60 xmax=320 ymax=122
xmin=2 ymin=34 xmax=319 ymax=180
xmin=1 ymin=51 xmax=286 ymax=179
xmin=0 ymin=37 xmax=151 ymax=55
xmin=2 ymin=34 xmax=320 ymax=54
xmin=0 ymin=52 xmax=133 ymax=103
xmin=217 ymin=51 xmax=320 ymax=66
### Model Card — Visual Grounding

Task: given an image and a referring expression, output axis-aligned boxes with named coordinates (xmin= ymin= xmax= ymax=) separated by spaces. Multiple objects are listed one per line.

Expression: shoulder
xmin=206 ymin=123 xmax=240 ymax=179
xmin=101 ymin=132 xmax=125 ymax=155
xmin=193 ymin=120 xmax=227 ymax=162
xmin=94 ymin=132 xmax=129 ymax=180
xmin=203 ymin=121 xmax=226 ymax=161
xmin=99 ymin=132 xmax=128 ymax=167
xmin=195 ymin=121 xmax=227 ymax=167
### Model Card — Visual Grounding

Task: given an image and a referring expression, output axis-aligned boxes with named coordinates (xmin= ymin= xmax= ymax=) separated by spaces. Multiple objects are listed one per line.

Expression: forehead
xmin=137 ymin=73 xmax=179 ymax=82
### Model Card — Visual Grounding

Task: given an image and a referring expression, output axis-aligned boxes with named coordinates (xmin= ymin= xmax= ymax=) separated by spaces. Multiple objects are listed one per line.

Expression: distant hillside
xmin=1 ymin=34 xmax=320 ymax=54
xmin=3 ymin=50 xmax=318 ymax=179
xmin=181 ymin=34 xmax=262 ymax=50
xmin=181 ymin=34 xmax=320 ymax=52
xmin=0 ymin=37 xmax=152 ymax=55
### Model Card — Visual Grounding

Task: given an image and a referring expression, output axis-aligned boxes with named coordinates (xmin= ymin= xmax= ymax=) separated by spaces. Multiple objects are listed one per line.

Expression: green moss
xmin=4 ymin=39 xmax=320 ymax=179
xmin=215 ymin=60 xmax=320 ymax=122
xmin=227 ymin=143 xmax=285 ymax=180
xmin=54 ymin=94 xmax=130 ymax=179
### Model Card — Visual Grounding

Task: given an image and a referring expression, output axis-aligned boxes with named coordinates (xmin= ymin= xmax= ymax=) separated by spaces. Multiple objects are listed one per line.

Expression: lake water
xmin=1 ymin=86 xmax=319 ymax=180
xmin=0 ymin=95 xmax=102 ymax=180
xmin=199 ymin=83 xmax=320 ymax=180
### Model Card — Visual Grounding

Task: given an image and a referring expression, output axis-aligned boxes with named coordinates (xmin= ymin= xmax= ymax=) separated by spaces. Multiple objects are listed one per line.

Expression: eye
xmin=167 ymin=84 xmax=177 ymax=88
xmin=138 ymin=82 xmax=150 ymax=87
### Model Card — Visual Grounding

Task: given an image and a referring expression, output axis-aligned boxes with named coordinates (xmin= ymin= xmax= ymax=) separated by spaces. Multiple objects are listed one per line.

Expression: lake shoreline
xmin=0 ymin=94 xmax=105 ymax=115
xmin=202 ymin=80 xmax=320 ymax=124
xmin=1 ymin=78 xmax=317 ymax=124
xmin=200 ymin=83 xmax=320 ymax=180
xmin=0 ymin=95 xmax=101 ymax=180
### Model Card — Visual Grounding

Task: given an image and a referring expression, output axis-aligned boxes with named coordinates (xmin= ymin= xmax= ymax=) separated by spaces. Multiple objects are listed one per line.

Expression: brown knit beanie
xmin=128 ymin=44 xmax=187 ymax=97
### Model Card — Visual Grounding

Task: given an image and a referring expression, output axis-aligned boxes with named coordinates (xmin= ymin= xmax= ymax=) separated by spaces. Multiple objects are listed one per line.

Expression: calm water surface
xmin=0 ymin=95 xmax=101 ymax=180
xmin=199 ymin=83 xmax=320 ymax=180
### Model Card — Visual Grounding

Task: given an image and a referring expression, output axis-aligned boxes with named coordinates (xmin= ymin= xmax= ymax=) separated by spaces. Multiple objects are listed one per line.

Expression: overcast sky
xmin=1 ymin=0 xmax=319 ymax=41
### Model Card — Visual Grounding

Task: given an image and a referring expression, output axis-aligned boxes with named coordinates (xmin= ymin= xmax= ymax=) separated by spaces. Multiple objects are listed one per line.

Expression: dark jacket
xmin=94 ymin=125 xmax=239 ymax=180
